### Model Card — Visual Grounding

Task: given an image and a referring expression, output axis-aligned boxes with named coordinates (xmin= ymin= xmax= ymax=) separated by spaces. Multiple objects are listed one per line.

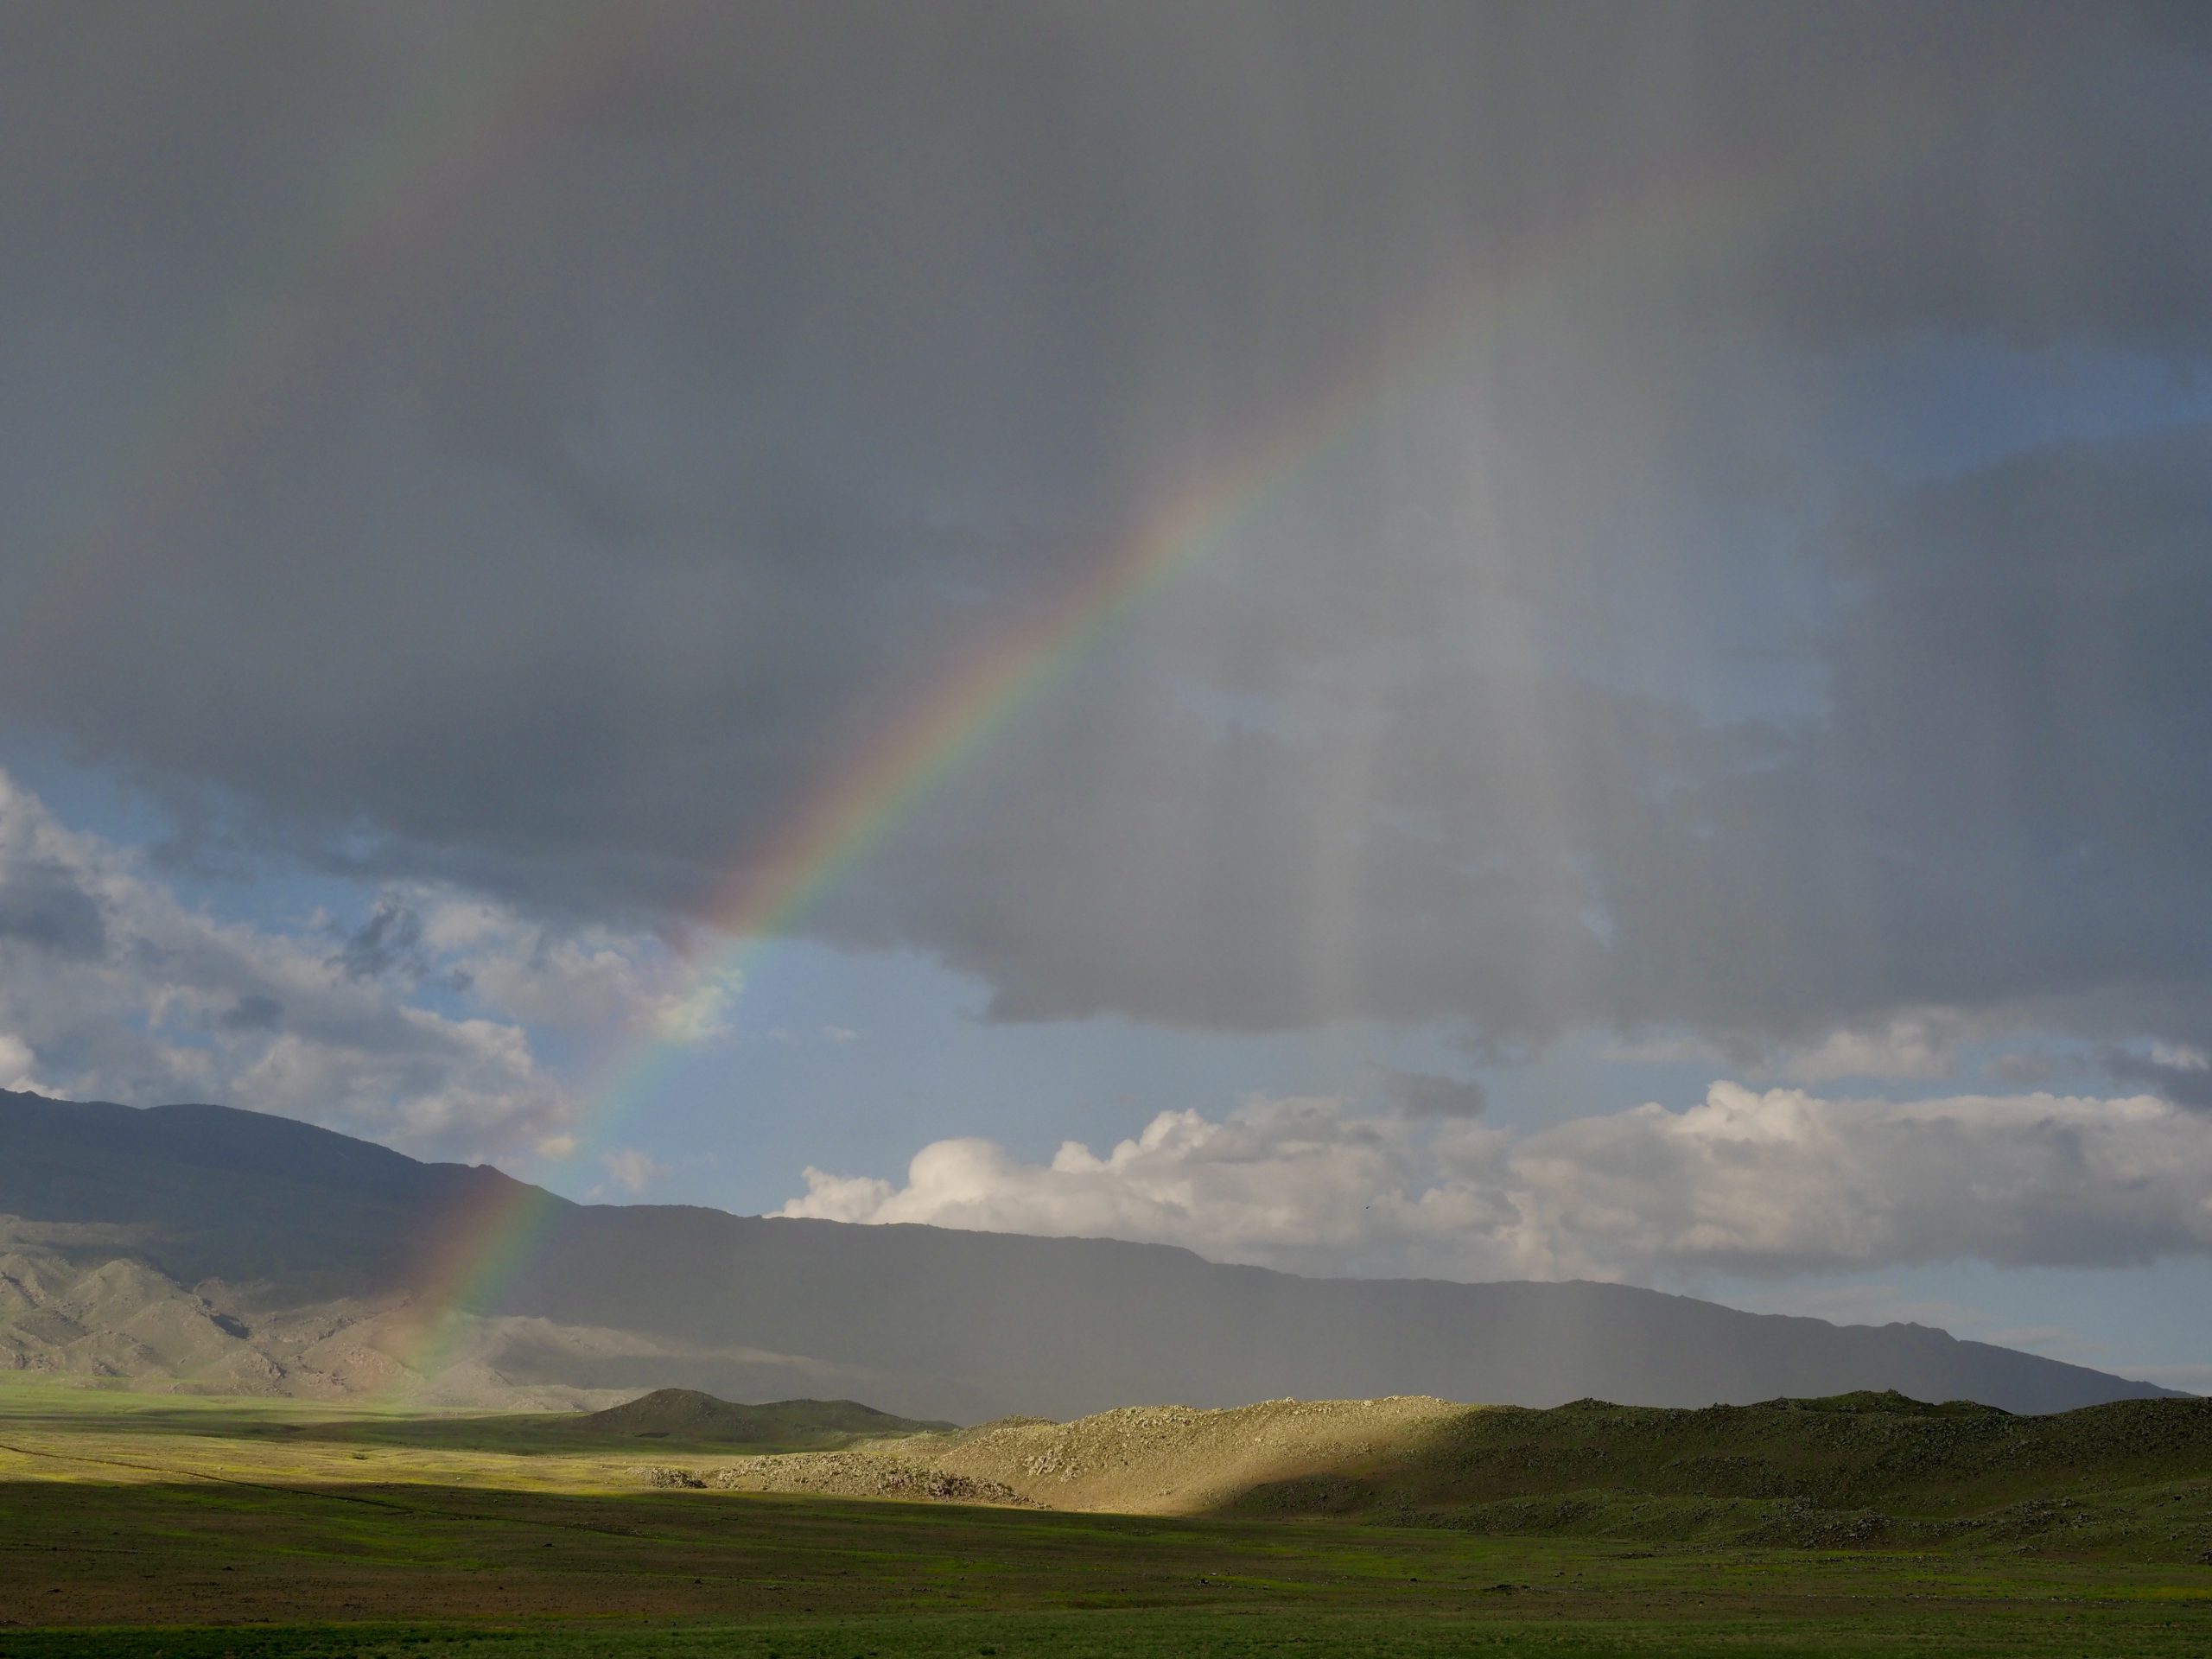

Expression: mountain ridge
xmin=0 ymin=1089 xmax=2180 ymax=1418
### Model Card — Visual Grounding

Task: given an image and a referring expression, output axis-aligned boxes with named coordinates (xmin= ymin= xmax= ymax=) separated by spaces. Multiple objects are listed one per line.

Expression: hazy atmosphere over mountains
xmin=3 ymin=3 xmax=2212 ymax=1396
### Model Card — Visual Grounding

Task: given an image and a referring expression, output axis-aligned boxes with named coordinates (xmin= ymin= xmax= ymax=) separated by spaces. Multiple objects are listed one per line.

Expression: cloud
xmin=779 ymin=1082 xmax=2212 ymax=1280
xmin=2104 ymin=1046 xmax=2212 ymax=1110
xmin=649 ymin=970 xmax=742 ymax=1046
xmin=0 ymin=859 xmax=108 ymax=959
xmin=0 ymin=1033 xmax=44 ymax=1093
xmin=1772 ymin=1014 xmax=1965 ymax=1084
xmin=2 ymin=5 xmax=2211 ymax=1061
xmin=0 ymin=768 xmax=664 ymax=1157
xmin=1599 ymin=1032 xmax=1734 ymax=1067
xmin=1586 ymin=423 xmax=2212 ymax=1055
xmin=334 ymin=897 xmax=425 ymax=982
xmin=1503 ymin=1084 xmax=2212 ymax=1276
xmin=216 ymin=993 xmax=285 ymax=1033
xmin=410 ymin=893 xmax=739 ymax=1042
xmin=779 ymin=1096 xmax=1448 ymax=1278
xmin=1375 ymin=1065 xmax=1488 ymax=1118
xmin=600 ymin=1147 xmax=671 ymax=1197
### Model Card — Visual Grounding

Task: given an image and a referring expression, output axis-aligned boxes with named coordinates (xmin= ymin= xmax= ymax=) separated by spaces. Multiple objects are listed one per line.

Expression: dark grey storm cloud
xmin=217 ymin=994 xmax=286 ymax=1034
xmin=1377 ymin=1067 xmax=1489 ymax=1120
xmin=2107 ymin=1050 xmax=2212 ymax=1113
xmin=0 ymin=860 xmax=107 ymax=961
xmin=3 ymin=2 xmax=2210 ymax=1051
xmin=1599 ymin=424 xmax=2212 ymax=1038
xmin=335 ymin=899 xmax=425 ymax=983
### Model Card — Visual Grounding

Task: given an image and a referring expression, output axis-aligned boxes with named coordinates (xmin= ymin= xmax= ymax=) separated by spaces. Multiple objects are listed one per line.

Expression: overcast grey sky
xmin=3 ymin=1 xmax=2212 ymax=1388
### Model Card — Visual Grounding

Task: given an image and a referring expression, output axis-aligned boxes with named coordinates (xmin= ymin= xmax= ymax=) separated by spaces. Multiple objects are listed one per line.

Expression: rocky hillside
xmin=712 ymin=1395 xmax=1468 ymax=1514
xmin=0 ymin=1217 xmax=592 ymax=1405
xmin=0 ymin=1217 xmax=395 ymax=1397
xmin=0 ymin=1219 xmax=884 ymax=1409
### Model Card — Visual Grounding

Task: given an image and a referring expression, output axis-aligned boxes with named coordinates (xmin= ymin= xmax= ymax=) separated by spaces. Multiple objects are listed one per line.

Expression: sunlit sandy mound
xmin=689 ymin=1395 xmax=1472 ymax=1513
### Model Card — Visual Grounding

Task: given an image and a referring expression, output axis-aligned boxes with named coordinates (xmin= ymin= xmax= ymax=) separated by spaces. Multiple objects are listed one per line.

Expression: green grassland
xmin=2 ymin=1382 xmax=2209 ymax=1656
xmin=1238 ymin=1391 xmax=2212 ymax=1554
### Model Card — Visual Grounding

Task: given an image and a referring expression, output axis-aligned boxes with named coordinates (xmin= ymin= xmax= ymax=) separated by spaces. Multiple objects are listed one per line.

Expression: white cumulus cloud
xmin=397 ymin=892 xmax=741 ymax=1041
xmin=600 ymin=1147 xmax=672 ymax=1196
xmin=1774 ymin=1012 xmax=1967 ymax=1084
xmin=0 ymin=769 xmax=578 ymax=1158
xmin=0 ymin=1032 xmax=44 ymax=1093
xmin=779 ymin=1082 xmax=2212 ymax=1281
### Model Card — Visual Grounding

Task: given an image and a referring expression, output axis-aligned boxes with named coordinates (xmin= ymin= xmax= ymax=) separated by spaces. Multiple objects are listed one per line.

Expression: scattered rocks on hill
xmin=635 ymin=1453 xmax=1033 ymax=1505
xmin=631 ymin=1465 xmax=709 ymax=1489
xmin=631 ymin=1395 xmax=1466 ymax=1515
xmin=917 ymin=1395 xmax=1470 ymax=1512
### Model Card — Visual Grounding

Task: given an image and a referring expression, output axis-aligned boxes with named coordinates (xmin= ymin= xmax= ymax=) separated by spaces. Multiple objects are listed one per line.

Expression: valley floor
xmin=1 ymin=1384 xmax=2209 ymax=1656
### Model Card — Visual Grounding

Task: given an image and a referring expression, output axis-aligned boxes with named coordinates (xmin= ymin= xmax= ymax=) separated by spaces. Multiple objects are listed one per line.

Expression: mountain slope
xmin=0 ymin=1090 xmax=2179 ymax=1418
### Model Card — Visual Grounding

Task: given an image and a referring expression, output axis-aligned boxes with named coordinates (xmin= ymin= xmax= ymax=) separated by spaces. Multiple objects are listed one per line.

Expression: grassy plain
xmin=2 ymin=1382 xmax=2209 ymax=1656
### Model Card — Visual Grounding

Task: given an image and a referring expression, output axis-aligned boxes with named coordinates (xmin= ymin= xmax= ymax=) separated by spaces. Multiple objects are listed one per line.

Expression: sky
xmin=3 ymin=0 xmax=2212 ymax=1391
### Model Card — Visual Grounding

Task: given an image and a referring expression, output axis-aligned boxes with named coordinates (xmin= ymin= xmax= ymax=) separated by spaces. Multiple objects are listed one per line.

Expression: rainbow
xmin=388 ymin=87 xmax=1952 ymax=1390
xmin=386 ymin=335 xmax=1408 ymax=1383
xmin=0 ymin=11 xmax=1954 ymax=1391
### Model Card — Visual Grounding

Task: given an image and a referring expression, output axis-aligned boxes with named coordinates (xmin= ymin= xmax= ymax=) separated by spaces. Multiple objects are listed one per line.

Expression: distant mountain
xmin=0 ymin=1090 xmax=2181 ymax=1419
